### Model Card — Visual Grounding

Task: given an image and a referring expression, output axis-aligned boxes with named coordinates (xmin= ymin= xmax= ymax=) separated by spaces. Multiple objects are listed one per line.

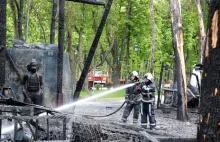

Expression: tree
xmin=9 ymin=0 xmax=18 ymax=39
xmin=150 ymin=0 xmax=155 ymax=75
xmin=25 ymin=0 xmax=31 ymax=42
xmin=169 ymin=0 xmax=188 ymax=121
xmin=50 ymin=0 xmax=58 ymax=44
xmin=18 ymin=0 xmax=24 ymax=39
xmin=198 ymin=0 xmax=220 ymax=141
xmin=196 ymin=0 xmax=206 ymax=64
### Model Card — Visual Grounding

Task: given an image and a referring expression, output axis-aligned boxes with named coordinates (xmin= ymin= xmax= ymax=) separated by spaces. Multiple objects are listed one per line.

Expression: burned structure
xmin=1 ymin=44 xmax=73 ymax=107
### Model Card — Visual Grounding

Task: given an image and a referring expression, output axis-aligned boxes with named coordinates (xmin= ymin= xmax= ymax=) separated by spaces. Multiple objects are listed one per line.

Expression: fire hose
xmin=83 ymin=101 xmax=127 ymax=118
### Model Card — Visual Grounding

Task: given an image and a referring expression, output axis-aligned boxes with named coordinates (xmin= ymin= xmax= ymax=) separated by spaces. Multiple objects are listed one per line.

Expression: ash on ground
xmin=71 ymin=98 xmax=198 ymax=142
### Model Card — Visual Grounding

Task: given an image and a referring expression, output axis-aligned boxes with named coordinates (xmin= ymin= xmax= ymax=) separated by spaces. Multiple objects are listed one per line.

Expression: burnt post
xmin=0 ymin=0 xmax=7 ymax=138
xmin=57 ymin=0 xmax=65 ymax=106
xmin=73 ymin=0 xmax=113 ymax=100
xmin=198 ymin=0 xmax=220 ymax=141
xmin=157 ymin=62 xmax=164 ymax=108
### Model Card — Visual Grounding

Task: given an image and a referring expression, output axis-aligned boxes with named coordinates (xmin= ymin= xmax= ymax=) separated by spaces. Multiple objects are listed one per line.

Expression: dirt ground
xmin=73 ymin=98 xmax=198 ymax=142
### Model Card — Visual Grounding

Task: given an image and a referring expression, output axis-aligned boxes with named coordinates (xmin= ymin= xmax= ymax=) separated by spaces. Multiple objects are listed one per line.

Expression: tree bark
xmin=150 ymin=0 xmax=155 ymax=75
xmin=57 ymin=0 xmax=65 ymax=106
xmin=67 ymin=27 xmax=76 ymax=92
xmin=77 ymin=4 xmax=88 ymax=91
xmin=196 ymin=0 xmax=206 ymax=64
xmin=111 ymin=39 xmax=120 ymax=87
xmin=50 ymin=0 xmax=58 ymax=44
xmin=169 ymin=0 xmax=188 ymax=121
xmin=199 ymin=0 xmax=220 ymax=141
xmin=9 ymin=0 xmax=18 ymax=39
xmin=73 ymin=0 xmax=113 ymax=100
xmin=18 ymin=0 xmax=24 ymax=40
xmin=25 ymin=0 xmax=31 ymax=42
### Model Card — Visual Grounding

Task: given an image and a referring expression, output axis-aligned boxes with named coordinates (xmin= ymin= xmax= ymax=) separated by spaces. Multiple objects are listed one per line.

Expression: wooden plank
xmin=66 ymin=0 xmax=105 ymax=6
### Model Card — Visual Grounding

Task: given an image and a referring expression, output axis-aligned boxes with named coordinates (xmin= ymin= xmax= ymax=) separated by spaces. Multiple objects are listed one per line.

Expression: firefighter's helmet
xmin=144 ymin=73 xmax=153 ymax=81
xmin=131 ymin=71 xmax=139 ymax=79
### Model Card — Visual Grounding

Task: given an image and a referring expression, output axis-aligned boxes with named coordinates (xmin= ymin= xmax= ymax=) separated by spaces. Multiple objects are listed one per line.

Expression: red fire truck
xmin=88 ymin=69 xmax=112 ymax=87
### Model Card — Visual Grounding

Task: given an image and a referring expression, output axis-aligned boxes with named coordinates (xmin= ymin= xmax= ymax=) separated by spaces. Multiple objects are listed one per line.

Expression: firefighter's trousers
xmin=122 ymin=102 xmax=140 ymax=123
xmin=141 ymin=102 xmax=156 ymax=128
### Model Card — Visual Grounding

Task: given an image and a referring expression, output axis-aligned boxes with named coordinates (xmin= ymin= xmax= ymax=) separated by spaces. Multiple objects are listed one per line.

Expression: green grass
xmin=80 ymin=89 xmax=125 ymax=99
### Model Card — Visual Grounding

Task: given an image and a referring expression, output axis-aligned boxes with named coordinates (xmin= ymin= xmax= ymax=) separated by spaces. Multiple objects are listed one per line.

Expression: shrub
xmin=94 ymin=84 xmax=101 ymax=90
xmin=105 ymin=82 xmax=113 ymax=89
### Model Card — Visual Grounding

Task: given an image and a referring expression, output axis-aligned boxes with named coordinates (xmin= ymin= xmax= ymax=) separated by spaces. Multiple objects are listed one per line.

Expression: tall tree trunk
xmin=25 ymin=0 xmax=31 ymax=42
xmin=9 ymin=0 xmax=18 ymax=39
xmin=126 ymin=27 xmax=130 ymax=83
xmin=67 ymin=27 xmax=76 ymax=91
xmin=78 ymin=4 xmax=88 ymax=91
xmin=111 ymin=39 xmax=120 ymax=87
xmin=196 ymin=0 xmax=206 ymax=64
xmin=50 ymin=0 xmax=58 ymax=44
xmin=73 ymin=0 xmax=113 ymax=100
xmin=57 ymin=0 xmax=65 ymax=106
xmin=199 ymin=1 xmax=220 ymax=141
xmin=169 ymin=0 xmax=188 ymax=121
xmin=78 ymin=4 xmax=85 ymax=71
xmin=150 ymin=0 xmax=155 ymax=75
xmin=18 ymin=0 xmax=24 ymax=40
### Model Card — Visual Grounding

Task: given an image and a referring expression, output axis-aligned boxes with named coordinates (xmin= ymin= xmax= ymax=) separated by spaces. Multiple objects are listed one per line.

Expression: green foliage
xmin=94 ymin=84 xmax=102 ymax=90
xmin=80 ymin=89 xmax=125 ymax=98
xmin=5 ymin=0 xmax=205 ymax=86
xmin=105 ymin=82 xmax=113 ymax=89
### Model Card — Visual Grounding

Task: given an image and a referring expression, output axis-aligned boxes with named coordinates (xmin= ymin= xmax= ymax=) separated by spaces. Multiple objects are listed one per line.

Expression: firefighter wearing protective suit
xmin=140 ymin=73 xmax=156 ymax=129
xmin=23 ymin=59 xmax=43 ymax=105
xmin=121 ymin=71 xmax=142 ymax=123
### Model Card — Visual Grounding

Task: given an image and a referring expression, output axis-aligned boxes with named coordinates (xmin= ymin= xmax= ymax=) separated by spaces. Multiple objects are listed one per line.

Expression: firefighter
xmin=140 ymin=73 xmax=156 ymax=130
xmin=23 ymin=59 xmax=43 ymax=105
xmin=121 ymin=71 xmax=142 ymax=123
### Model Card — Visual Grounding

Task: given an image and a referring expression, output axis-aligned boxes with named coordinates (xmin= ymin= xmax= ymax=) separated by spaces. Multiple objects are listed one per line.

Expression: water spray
xmin=2 ymin=83 xmax=135 ymax=135
xmin=55 ymin=83 xmax=134 ymax=111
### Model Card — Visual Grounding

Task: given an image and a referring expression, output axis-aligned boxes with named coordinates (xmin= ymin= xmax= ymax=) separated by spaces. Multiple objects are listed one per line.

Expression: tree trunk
xmin=73 ymin=0 xmax=113 ymax=100
xmin=50 ymin=0 xmax=58 ymax=44
xmin=111 ymin=39 xmax=120 ymax=87
xmin=150 ymin=0 xmax=155 ymax=75
xmin=25 ymin=0 xmax=31 ymax=42
xmin=9 ymin=0 xmax=18 ymax=39
xmin=196 ymin=0 xmax=206 ymax=64
xmin=169 ymin=0 xmax=188 ymax=121
xmin=18 ymin=0 xmax=24 ymax=40
xmin=126 ymin=28 xmax=130 ymax=83
xmin=67 ymin=27 xmax=76 ymax=92
xmin=199 ymin=0 xmax=220 ymax=141
xmin=57 ymin=0 xmax=65 ymax=106
xmin=78 ymin=4 xmax=88 ymax=91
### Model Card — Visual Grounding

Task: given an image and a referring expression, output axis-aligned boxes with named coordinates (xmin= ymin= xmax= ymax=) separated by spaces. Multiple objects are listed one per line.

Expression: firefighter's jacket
xmin=140 ymin=81 xmax=155 ymax=103
xmin=125 ymin=80 xmax=142 ymax=104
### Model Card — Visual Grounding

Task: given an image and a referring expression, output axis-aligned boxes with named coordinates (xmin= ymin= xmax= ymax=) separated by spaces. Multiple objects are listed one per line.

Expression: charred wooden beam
xmin=66 ymin=0 xmax=105 ymax=6
xmin=73 ymin=0 xmax=113 ymax=100
xmin=57 ymin=0 xmax=65 ymax=106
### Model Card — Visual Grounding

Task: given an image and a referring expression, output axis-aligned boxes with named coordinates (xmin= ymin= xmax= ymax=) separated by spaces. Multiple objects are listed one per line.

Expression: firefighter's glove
xmin=135 ymin=84 xmax=141 ymax=93
xmin=125 ymin=95 xmax=129 ymax=102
